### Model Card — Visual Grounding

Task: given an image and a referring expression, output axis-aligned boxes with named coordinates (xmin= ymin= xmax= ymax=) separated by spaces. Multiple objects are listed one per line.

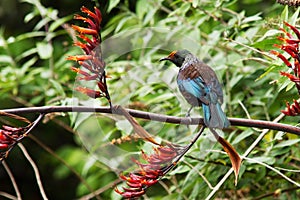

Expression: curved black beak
xmin=159 ymin=57 xmax=170 ymax=62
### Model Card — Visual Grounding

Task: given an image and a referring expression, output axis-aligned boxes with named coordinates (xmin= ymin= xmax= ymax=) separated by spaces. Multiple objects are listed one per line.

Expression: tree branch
xmin=1 ymin=106 xmax=299 ymax=135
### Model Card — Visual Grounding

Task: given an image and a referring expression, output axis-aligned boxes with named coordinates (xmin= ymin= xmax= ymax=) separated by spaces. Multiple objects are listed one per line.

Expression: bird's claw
xmin=185 ymin=112 xmax=191 ymax=118
xmin=185 ymin=115 xmax=192 ymax=128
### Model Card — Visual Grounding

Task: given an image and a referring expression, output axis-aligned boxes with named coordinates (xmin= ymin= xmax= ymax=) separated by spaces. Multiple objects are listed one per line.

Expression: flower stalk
xmin=271 ymin=22 xmax=300 ymax=115
xmin=67 ymin=6 xmax=111 ymax=107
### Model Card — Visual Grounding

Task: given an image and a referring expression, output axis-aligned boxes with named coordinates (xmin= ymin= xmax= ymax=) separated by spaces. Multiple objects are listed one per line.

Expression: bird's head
xmin=159 ymin=49 xmax=191 ymax=67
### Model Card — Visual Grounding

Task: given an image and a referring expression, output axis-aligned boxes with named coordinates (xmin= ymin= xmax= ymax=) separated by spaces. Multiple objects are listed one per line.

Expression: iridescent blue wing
xmin=177 ymin=77 xmax=210 ymax=105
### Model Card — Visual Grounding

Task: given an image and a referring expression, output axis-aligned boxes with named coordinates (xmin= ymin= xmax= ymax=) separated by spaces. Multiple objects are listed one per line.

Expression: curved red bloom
xmin=271 ymin=22 xmax=300 ymax=115
xmin=0 ymin=113 xmax=39 ymax=160
xmin=115 ymin=143 xmax=182 ymax=198
xmin=281 ymin=100 xmax=300 ymax=116
xmin=68 ymin=6 xmax=111 ymax=107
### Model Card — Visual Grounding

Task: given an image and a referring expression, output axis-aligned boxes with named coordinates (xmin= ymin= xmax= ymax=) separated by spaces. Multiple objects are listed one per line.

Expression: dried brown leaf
xmin=210 ymin=128 xmax=241 ymax=185
xmin=114 ymin=106 xmax=159 ymax=145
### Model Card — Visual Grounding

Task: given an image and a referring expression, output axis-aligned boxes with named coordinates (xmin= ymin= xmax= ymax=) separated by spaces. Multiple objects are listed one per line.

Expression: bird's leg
xmin=186 ymin=106 xmax=193 ymax=117
xmin=185 ymin=106 xmax=193 ymax=127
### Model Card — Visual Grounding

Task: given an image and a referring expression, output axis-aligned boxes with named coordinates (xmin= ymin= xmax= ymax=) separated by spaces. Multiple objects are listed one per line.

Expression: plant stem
xmin=1 ymin=106 xmax=299 ymax=135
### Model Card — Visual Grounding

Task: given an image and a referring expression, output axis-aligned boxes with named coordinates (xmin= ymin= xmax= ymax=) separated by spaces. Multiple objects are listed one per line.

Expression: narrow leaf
xmin=210 ymin=128 xmax=241 ymax=185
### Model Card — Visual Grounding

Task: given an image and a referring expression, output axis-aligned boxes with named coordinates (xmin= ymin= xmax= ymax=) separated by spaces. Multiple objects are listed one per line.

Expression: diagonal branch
xmin=1 ymin=106 xmax=300 ymax=136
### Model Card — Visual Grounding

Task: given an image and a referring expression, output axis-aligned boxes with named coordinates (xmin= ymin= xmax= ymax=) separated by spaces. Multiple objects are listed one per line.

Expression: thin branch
xmin=17 ymin=143 xmax=48 ymax=200
xmin=243 ymin=156 xmax=300 ymax=187
xmin=224 ymin=38 xmax=275 ymax=60
xmin=1 ymin=161 xmax=21 ymax=200
xmin=209 ymin=149 xmax=300 ymax=188
xmin=182 ymin=160 xmax=214 ymax=189
xmin=78 ymin=179 xmax=122 ymax=200
xmin=275 ymin=167 xmax=300 ymax=173
xmin=0 ymin=191 xmax=17 ymax=200
xmin=161 ymin=126 xmax=206 ymax=176
xmin=24 ymin=113 xmax=45 ymax=135
xmin=1 ymin=106 xmax=299 ymax=135
xmin=29 ymin=135 xmax=102 ymax=200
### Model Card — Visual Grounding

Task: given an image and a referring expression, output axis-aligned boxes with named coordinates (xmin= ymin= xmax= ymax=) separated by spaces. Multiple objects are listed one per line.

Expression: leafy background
xmin=0 ymin=0 xmax=299 ymax=199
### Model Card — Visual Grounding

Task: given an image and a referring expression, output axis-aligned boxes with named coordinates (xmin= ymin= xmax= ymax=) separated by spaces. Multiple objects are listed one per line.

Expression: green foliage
xmin=1 ymin=0 xmax=300 ymax=199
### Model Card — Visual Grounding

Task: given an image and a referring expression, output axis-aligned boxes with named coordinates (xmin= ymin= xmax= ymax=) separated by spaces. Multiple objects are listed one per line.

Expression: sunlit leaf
xmin=36 ymin=42 xmax=53 ymax=59
xmin=274 ymin=139 xmax=300 ymax=148
xmin=107 ymin=0 xmax=120 ymax=12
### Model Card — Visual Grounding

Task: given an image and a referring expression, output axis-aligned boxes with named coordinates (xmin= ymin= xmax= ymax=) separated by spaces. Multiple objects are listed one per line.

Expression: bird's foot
xmin=185 ymin=112 xmax=190 ymax=118
xmin=185 ymin=113 xmax=192 ymax=128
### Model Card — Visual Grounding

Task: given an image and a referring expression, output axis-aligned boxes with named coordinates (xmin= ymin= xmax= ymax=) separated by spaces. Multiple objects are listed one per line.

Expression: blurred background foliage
xmin=0 ymin=0 xmax=299 ymax=199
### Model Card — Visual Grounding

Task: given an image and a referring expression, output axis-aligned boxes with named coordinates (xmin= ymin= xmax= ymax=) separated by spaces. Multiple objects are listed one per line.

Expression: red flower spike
xmin=0 ymin=143 xmax=9 ymax=150
xmin=78 ymin=61 xmax=96 ymax=73
xmin=81 ymin=6 xmax=99 ymax=23
xmin=77 ymin=75 xmax=98 ymax=81
xmin=67 ymin=55 xmax=93 ymax=62
xmin=280 ymin=71 xmax=300 ymax=82
xmin=284 ymin=21 xmax=300 ymax=39
xmin=272 ymin=22 xmax=300 ymax=100
xmin=282 ymin=100 xmax=300 ymax=116
xmin=94 ymin=7 xmax=102 ymax=23
xmin=71 ymin=67 xmax=91 ymax=77
xmin=115 ymin=188 xmax=145 ymax=198
xmin=280 ymin=45 xmax=298 ymax=58
xmin=68 ymin=6 xmax=111 ymax=106
xmin=116 ymin=143 xmax=182 ymax=198
xmin=71 ymin=25 xmax=98 ymax=36
xmin=279 ymin=27 xmax=293 ymax=38
xmin=75 ymin=87 xmax=102 ymax=98
xmin=0 ymin=113 xmax=43 ymax=160
xmin=270 ymin=50 xmax=292 ymax=68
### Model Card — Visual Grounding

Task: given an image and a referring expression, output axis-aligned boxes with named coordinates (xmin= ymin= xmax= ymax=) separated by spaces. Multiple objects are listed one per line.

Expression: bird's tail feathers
xmin=202 ymin=103 xmax=230 ymax=129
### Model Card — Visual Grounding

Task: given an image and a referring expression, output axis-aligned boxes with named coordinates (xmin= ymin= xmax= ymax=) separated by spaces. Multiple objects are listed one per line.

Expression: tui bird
xmin=160 ymin=49 xmax=230 ymax=129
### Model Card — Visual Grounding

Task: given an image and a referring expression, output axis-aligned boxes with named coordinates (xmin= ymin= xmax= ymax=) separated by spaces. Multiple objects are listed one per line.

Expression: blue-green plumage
xmin=160 ymin=49 xmax=230 ymax=129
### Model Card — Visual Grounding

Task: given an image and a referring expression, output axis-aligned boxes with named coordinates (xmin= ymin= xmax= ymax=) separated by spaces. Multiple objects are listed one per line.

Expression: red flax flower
xmin=67 ymin=6 xmax=111 ymax=107
xmin=115 ymin=143 xmax=183 ymax=198
xmin=281 ymin=99 xmax=300 ymax=116
xmin=270 ymin=22 xmax=300 ymax=115
xmin=0 ymin=112 xmax=42 ymax=160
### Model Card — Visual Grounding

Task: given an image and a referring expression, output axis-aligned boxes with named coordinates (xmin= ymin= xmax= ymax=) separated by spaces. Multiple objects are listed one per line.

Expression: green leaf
xmin=274 ymin=139 xmax=300 ymax=148
xmin=285 ymin=81 xmax=296 ymax=92
xmin=281 ymin=5 xmax=289 ymax=22
xmin=255 ymin=64 xmax=281 ymax=81
xmin=0 ymin=55 xmax=13 ymax=64
xmin=290 ymin=7 xmax=300 ymax=25
xmin=248 ymin=156 xmax=275 ymax=165
xmin=16 ymin=31 xmax=46 ymax=41
xmin=15 ymin=48 xmax=38 ymax=62
xmin=107 ymin=0 xmax=120 ymax=12
xmin=232 ymin=129 xmax=253 ymax=145
xmin=49 ymin=79 xmax=65 ymax=97
xmin=116 ymin=120 xmax=133 ymax=134
xmin=192 ymin=0 xmax=200 ymax=8
xmin=252 ymin=38 xmax=279 ymax=50
xmin=24 ymin=11 xmax=38 ymax=23
xmin=49 ymin=15 xmax=72 ymax=32
xmin=241 ymin=13 xmax=262 ymax=24
xmin=36 ymin=42 xmax=53 ymax=59
xmin=34 ymin=17 xmax=51 ymax=31
xmin=136 ymin=0 xmax=147 ymax=19
xmin=19 ymin=56 xmax=38 ymax=77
